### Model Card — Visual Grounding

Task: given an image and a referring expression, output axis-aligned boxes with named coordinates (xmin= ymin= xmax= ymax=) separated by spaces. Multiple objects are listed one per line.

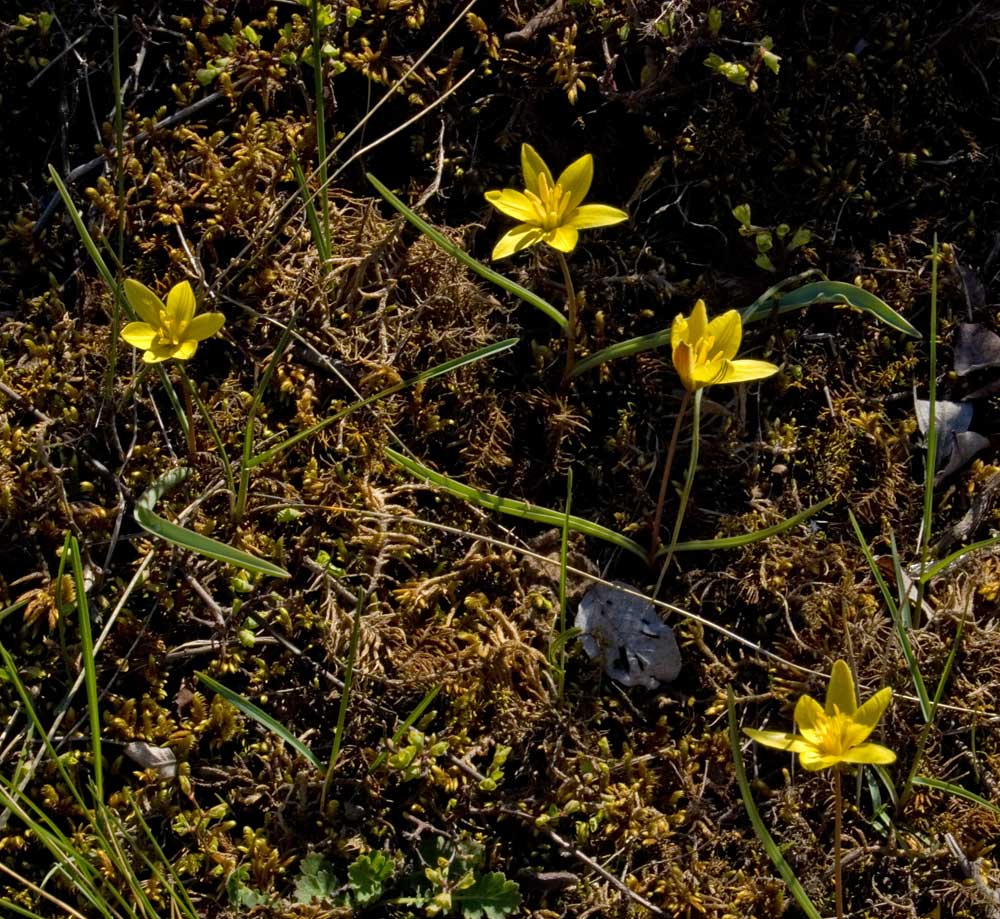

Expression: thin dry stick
xmin=648 ymin=389 xmax=690 ymax=560
xmin=0 ymin=859 xmax=88 ymax=919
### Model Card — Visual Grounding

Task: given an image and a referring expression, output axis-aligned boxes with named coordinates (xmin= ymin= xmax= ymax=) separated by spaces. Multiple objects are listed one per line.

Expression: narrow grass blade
xmin=0 ymin=900 xmax=52 ymax=919
xmin=660 ymin=496 xmax=832 ymax=554
xmin=911 ymin=775 xmax=1000 ymax=817
xmin=249 ymin=337 xmax=518 ymax=469
xmin=921 ymin=533 xmax=1000 ymax=583
xmin=291 ymin=151 xmax=330 ymax=265
xmin=48 ymin=165 xmax=118 ymax=294
xmin=66 ymin=535 xmax=103 ymax=803
xmin=235 ymin=323 xmax=294 ymax=523
xmin=0 ymin=642 xmax=88 ymax=814
xmin=367 ymin=173 xmax=567 ymax=329
xmin=386 ymin=447 xmax=647 ymax=559
xmin=195 ymin=672 xmax=322 ymax=770
xmin=309 ymin=0 xmax=330 ymax=251
xmin=554 ymin=469 xmax=573 ymax=696
xmin=0 ymin=596 xmax=30 ymax=625
xmin=569 ymin=328 xmax=671 ymax=379
xmin=176 ymin=364 xmax=235 ymax=498
xmin=848 ymin=512 xmax=931 ymax=721
xmin=322 ymin=591 xmax=365 ymax=807
xmin=370 ymin=684 xmax=441 ymax=772
xmin=742 ymin=280 xmax=920 ymax=338
xmin=915 ymin=238 xmax=940 ymax=616
xmin=122 ymin=789 xmax=200 ymax=919
xmin=135 ymin=467 xmax=290 ymax=578
xmin=726 ymin=688 xmax=823 ymax=919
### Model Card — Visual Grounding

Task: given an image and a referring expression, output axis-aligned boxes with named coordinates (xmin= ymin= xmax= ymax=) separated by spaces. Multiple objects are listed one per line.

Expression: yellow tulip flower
xmin=744 ymin=659 xmax=896 ymax=771
xmin=484 ymin=143 xmax=628 ymax=260
xmin=671 ymin=299 xmax=779 ymax=392
xmin=120 ymin=279 xmax=225 ymax=364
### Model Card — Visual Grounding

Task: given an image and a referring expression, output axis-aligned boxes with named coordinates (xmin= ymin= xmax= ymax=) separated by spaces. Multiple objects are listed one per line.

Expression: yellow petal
xmin=566 ymin=203 xmax=629 ymax=230
xmin=713 ymin=358 xmax=780 ymax=386
xmin=185 ymin=312 xmax=226 ymax=342
xmin=743 ymin=728 xmax=813 ymax=753
xmin=167 ymin=281 xmax=197 ymax=328
xmin=485 ymin=188 xmax=540 ymax=223
xmin=706 ymin=309 xmax=742 ymax=361
xmin=124 ymin=279 xmax=164 ymax=325
xmin=672 ymin=342 xmax=695 ymax=392
xmin=556 ymin=154 xmax=593 ymax=211
xmin=793 ymin=695 xmax=825 ymax=739
xmin=852 ymin=687 xmax=892 ymax=733
xmin=797 ymin=749 xmax=840 ymax=771
xmin=690 ymin=357 xmax=728 ymax=388
xmin=172 ymin=340 xmax=199 ymax=361
xmin=521 ymin=143 xmax=554 ymax=193
xmin=120 ymin=322 xmax=157 ymax=349
xmin=687 ymin=300 xmax=708 ymax=344
xmin=491 ymin=224 xmax=545 ymax=260
xmin=545 ymin=225 xmax=579 ymax=253
xmin=671 ymin=313 xmax=689 ymax=349
xmin=142 ymin=341 xmax=177 ymax=363
xmin=825 ymin=660 xmax=858 ymax=717
xmin=838 ymin=742 xmax=896 ymax=766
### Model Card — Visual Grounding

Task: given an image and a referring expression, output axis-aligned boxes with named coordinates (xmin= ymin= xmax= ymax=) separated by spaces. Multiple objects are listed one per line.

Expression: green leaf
xmin=664 ymin=496 xmax=832 ymax=553
xmin=732 ymin=203 xmax=751 ymax=226
xmin=386 ymin=448 xmax=647 ymax=559
xmin=453 ymin=872 xmax=521 ymax=919
xmin=707 ymin=7 xmax=722 ymax=36
xmin=196 ymin=671 xmax=322 ymax=769
xmin=227 ymin=866 xmax=269 ymax=908
xmin=742 ymin=280 xmax=920 ymax=338
xmin=294 ymin=853 xmax=339 ymax=904
xmin=727 ymin=688 xmax=823 ymax=919
xmin=755 ymin=232 xmax=773 ymax=253
xmin=911 ymin=775 xmax=1000 ymax=817
xmin=347 ymin=852 xmax=394 ymax=905
xmin=367 ymin=173 xmax=566 ymax=329
xmin=754 ymin=252 xmax=776 ymax=272
xmin=788 ymin=227 xmax=811 ymax=250
xmin=134 ymin=467 xmax=290 ymax=579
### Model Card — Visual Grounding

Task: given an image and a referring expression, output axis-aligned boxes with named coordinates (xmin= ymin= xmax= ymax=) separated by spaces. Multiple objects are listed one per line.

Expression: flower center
xmin=531 ymin=173 xmax=571 ymax=231
xmin=157 ymin=308 xmax=185 ymax=345
xmin=692 ymin=334 xmax=717 ymax=367
xmin=815 ymin=711 xmax=855 ymax=756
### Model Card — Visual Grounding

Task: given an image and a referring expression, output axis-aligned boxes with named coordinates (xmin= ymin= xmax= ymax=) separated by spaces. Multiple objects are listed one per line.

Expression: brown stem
xmin=557 ymin=252 xmax=578 ymax=382
xmin=834 ymin=767 xmax=844 ymax=919
xmin=648 ymin=389 xmax=691 ymax=562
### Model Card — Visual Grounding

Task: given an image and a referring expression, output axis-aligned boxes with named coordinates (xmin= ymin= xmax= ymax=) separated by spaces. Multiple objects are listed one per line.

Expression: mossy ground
xmin=2 ymin=2 xmax=1000 ymax=917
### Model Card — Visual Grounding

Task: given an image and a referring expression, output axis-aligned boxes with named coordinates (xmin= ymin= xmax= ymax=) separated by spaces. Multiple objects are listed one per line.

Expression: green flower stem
xmin=557 ymin=252 xmax=578 ymax=382
xmin=649 ymin=388 xmax=691 ymax=562
xmin=654 ymin=388 xmax=701 ymax=598
xmin=834 ymin=767 xmax=844 ymax=919
xmin=176 ymin=364 xmax=235 ymax=503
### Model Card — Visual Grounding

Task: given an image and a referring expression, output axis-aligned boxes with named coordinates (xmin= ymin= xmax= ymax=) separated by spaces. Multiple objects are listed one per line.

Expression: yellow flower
xmin=484 ymin=143 xmax=628 ymax=259
xmin=671 ymin=299 xmax=779 ymax=392
xmin=120 ymin=279 xmax=225 ymax=364
xmin=744 ymin=660 xmax=896 ymax=772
